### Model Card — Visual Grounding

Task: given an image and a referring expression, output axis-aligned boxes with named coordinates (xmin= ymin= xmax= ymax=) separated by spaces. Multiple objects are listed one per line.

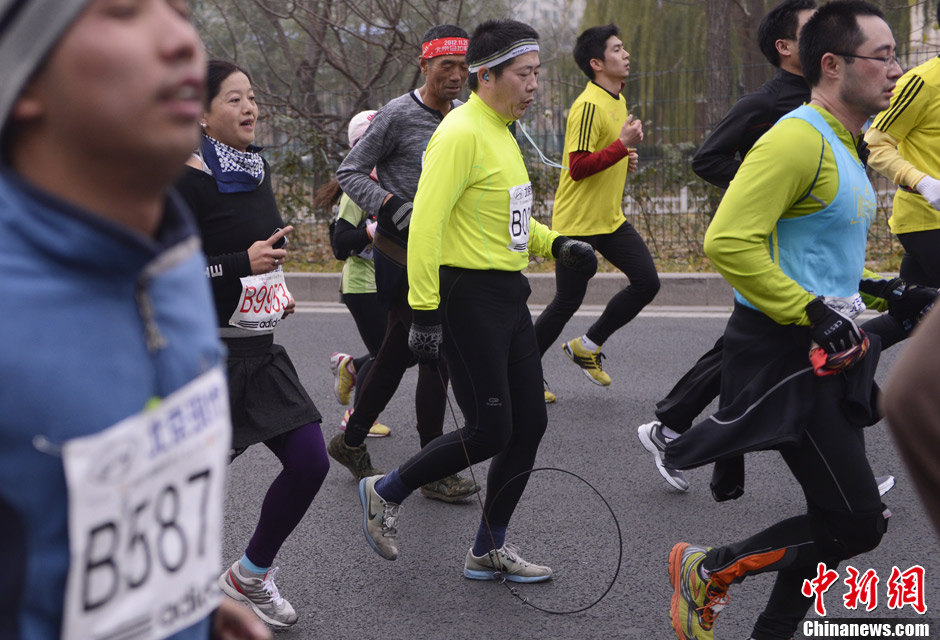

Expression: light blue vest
xmin=735 ymin=105 xmax=877 ymax=309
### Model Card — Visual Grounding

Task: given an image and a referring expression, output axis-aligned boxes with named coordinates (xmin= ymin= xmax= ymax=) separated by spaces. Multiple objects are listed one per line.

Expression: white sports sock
xmin=699 ymin=563 xmax=711 ymax=581
xmin=580 ymin=335 xmax=600 ymax=351
xmin=661 ymin=425 xmax=681 ymax=440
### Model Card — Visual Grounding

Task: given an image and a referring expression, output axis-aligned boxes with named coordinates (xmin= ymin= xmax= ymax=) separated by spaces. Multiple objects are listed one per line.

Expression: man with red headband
xmin=332 ymin=25 xmax=481 ymax=503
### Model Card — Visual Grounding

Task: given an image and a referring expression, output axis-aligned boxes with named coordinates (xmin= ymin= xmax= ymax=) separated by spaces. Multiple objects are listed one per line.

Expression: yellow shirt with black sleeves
xmin=407 ymin=92 xmax=560 ymax=311
xmin=550 ymin=81 xmax=630 ymax=236
xmin=865 ymin=56 xmax=940 ymax=234
xmin=705 ymin=105 xmax=879 ymax=326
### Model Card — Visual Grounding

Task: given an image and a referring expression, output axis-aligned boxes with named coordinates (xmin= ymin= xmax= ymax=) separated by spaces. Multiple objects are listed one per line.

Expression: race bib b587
xmin=61 ymin=368 xmax=231 ymax=640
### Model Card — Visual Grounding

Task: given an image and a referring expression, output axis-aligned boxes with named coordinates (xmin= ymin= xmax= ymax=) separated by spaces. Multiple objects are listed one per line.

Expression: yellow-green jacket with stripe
xmin=407 ymin=92 xmax=560 ymax=311
xmin=866 ymin=55 xmax=940 ymax=234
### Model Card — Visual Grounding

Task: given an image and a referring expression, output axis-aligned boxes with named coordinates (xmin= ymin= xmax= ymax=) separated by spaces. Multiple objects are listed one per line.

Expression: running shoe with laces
xmin=464 ymin=543 xmax=553 ymax=583
xmin=562 ymin=337 xmax=611 ymax=386
xmin=669 ymin=542 xmax=728 ymax=640
xmin=359 ymin=475 xmax=401 ymax=560
xmin=340 ymin=408 xmax=391 ymax=437
xmin=420 ymin=474 xmax=481 ymax=503
xmin=219 ymin=561 xmax=298 ymax=628
xmin=329 ymin=352 xmax=356 ymax=405
xmin=637 ymin=421 xmax=690 ymax=492
xmin=327 ymin=432 xmax=381 ymax=481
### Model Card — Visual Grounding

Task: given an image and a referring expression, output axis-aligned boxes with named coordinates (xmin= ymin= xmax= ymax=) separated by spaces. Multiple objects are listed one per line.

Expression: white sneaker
xmin=218 ymin=561 xmax=297 ymax=627
xmin=637 ymin=421 xmax=690 ymax=492
xmin=876 ymin=474 xmax=895 ymax=497
xmin=464 ymin=543 xmax=553 ymax=583
xmin=359 ymin=475 xmax=400 ymax=560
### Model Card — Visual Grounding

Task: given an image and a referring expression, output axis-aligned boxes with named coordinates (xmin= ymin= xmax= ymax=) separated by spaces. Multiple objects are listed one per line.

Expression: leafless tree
xmin=193 ymin=0 xmax=507 ymax=216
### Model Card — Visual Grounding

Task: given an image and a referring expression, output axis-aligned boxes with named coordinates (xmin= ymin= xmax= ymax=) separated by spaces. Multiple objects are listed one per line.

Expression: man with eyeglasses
xmin=865 ymin=0 xmax=940 ymax=288
xmin=638 ymin=0 xmax=819 ymax=494
xmin=639 ymin=0 xmax=897 ymax=500
xmin=664 ymin=2 xmax=912 ymax=639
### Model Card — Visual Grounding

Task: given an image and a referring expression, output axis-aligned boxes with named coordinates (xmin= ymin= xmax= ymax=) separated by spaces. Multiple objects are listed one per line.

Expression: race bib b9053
xmin=228 ymin=267 xmax=293 ymax=331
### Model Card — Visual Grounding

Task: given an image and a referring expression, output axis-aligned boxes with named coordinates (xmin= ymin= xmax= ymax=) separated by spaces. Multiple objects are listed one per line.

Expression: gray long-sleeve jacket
xmin=336 ymin=90 xmax=458 ymax=215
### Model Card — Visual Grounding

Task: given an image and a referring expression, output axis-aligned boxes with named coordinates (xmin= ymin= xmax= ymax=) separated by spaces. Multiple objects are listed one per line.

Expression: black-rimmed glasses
xmin=832 ymin=52 xmax=901 ymax=69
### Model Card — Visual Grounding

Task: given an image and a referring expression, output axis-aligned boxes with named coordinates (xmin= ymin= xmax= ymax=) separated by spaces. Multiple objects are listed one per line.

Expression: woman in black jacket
xmin=175 ymin=60 xmax=327 ymax=630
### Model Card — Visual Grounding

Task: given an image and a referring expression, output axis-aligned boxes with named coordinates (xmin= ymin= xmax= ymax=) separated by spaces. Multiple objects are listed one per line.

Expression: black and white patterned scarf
xmin=200 ymin=134 xmax=265 ymax=193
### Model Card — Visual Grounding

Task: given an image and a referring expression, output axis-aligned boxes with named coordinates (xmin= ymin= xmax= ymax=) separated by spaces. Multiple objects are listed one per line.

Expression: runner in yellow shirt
xmin=534 ymin=24 xmax=657 ymax=392
xmin=355 ymin=19 xmax=597 ymax=581
xmin=865 ymin=1 xmax=940 ymax=286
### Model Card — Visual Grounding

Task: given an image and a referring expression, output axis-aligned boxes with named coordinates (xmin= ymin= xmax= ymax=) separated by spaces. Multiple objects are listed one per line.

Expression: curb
xmin=286 ymin=272 xmax=733 ymax=307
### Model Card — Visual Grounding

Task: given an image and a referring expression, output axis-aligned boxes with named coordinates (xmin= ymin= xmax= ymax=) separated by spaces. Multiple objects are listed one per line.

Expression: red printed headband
xmin=422 ymin=37 xmax=469 ymax=59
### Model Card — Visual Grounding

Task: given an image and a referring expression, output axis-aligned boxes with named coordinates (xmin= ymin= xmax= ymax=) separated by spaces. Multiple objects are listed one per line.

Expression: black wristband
xmin=411 ymin=308 xmax=440 ymax=327
xmin=379 ymin=194 xmax=413 ymax=231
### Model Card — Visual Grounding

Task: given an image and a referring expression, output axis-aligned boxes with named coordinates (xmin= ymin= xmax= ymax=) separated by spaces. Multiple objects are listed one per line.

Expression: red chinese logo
xmin=802 ymin=563 xmax=840 ymax=616
xmin=886 ymin=565 xmax=926 ymax=614
xmin=843 ymin=566 xmax=879 ymax=611
xmin=802 ymin=563 xmax=927 ymax=615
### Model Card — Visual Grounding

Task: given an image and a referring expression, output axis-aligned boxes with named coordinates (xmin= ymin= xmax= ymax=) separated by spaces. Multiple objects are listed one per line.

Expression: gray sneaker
xmin=464 ymin=543 xmax=553 ymax=583
xmin=218 ymin=561 xmax=297 ymax=627
xmin=420 ymin=474 xmax=481 ymax=503
xmin=328 ymin=432 xmax=381 ymax=481
xmin=359 ymin=475 xmax=400 ymax=560
xmin=876 ymin=474 xmax=895 ymax=496
xmin=637 ymin=421 xmax=690 ymax=492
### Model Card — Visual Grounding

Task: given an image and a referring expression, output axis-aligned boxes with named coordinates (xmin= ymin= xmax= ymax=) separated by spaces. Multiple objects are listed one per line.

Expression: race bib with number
xmin=352 ymin=245 xmax=374 ymax=261
xmin=62 ymin=368 xmax=231 ymax=640
xmin=228 ymin=267 xmax=293 ymax=331
xmin=507 ymin=183 xmax=533 ymax=252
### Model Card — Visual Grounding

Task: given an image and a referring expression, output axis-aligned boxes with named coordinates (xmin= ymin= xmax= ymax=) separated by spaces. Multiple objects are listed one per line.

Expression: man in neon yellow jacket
xmin=355 ymin=19 xmax=597 ymax=582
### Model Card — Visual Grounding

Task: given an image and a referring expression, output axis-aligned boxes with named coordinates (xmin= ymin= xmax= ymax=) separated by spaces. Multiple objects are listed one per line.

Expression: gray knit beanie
xmin=0 ymin=0 xmax=93 ymax=132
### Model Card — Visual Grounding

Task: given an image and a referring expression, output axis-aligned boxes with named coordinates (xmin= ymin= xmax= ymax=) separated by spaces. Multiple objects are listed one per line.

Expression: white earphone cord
xmin=516 ymin=121 xmax=568 ymax=171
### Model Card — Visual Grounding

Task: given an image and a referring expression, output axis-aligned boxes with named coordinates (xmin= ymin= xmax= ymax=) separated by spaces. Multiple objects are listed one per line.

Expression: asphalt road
xmin=221 ymin=303 xmax=940 ymax=640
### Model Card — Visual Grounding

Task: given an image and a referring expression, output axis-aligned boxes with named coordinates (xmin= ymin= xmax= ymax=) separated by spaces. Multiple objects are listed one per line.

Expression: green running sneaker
xmin=668 ymin=542 xmax=728 ymax=640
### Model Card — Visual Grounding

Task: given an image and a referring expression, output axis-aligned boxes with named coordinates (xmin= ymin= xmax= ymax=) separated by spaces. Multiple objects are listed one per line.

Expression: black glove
xmin=408 ymin=309 xmax=442 ymax=363
xmin=860 ymin=276 xmax=938 ymax=331
xmin=552 ymin=236 xmax=597 ymax=278
xmin=806 ymin=297 xmax=865 ymax=354
xmin=888 ymin=282 xmax=937 ymax=331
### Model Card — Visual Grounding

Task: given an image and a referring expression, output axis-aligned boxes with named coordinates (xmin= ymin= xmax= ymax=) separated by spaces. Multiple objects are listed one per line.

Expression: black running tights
xmin=397 ymin=268 xmax=547 ymax=527
xmin=534 ymin=220 xmax=659 ymax=354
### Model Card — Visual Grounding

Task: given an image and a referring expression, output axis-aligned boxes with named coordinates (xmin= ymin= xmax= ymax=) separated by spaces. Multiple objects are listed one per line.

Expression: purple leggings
xmin=244 ymin=422 xmax=329 ymax=568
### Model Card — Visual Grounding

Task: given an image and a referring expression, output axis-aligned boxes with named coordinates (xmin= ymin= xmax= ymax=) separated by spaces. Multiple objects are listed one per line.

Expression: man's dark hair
xmin=757 ymin=0 xmax=817 ymax=67
xmin=206 ymin=59 xmax=252 ymax=106
xmin=573 ymin=24 xmax=620 ymax=79
xmin=799 ymin=0 xmax=886 ymax=86
xmin=466 ymin=19 xmax=539 ymax=91
xmin=421 ymin=24 xmax=469 ymax=45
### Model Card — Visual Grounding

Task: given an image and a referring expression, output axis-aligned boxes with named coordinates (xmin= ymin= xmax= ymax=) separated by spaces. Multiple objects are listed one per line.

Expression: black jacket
xmin=175 ymin=161 xmax=285 ymax=327
xmin=692 ymin=69 xmax=810 ymax=189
